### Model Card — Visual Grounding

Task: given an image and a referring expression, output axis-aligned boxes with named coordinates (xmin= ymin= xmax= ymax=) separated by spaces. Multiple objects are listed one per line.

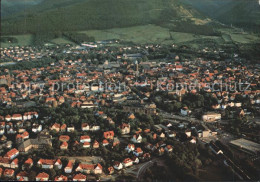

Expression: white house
xmin=81 ymin=123 xmax=90 ymax=131
xmin=67 ymin=126 xmax=75 ymax=132
xmin=54 ymin=159 xmax=62 ymax=169
xmin=90 ymin=125 xmax=100 ymax=131
xmin=32 ymin=125 xmax=42 ymax=133
xmin=125 ymin=144 xmax=135 ymax=153
xmin=65 ymin=161 xmax=73 ymax=173
xmin=123 ymin=158 xmax=133 ymax=167
xmin=131 ymin=135 xmax=142 ymax=143
xmin=80 ymin=136 xmax=91 ymax=143
xmin=113 ymin=162 xmax=123 ymax=170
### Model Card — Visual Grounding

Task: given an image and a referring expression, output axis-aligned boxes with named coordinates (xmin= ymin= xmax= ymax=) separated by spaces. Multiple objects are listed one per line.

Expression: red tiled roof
xmin=5 ymin=148 xmax=19 ymax=159
xmin=38 ymin=159 xmax=55 ymax=165
xmin=36 ymin=172 xmax=49 ymax=179
xmin=73 ymin=173 xmax=86 ymax=180
xmin=59 ymin=135 xmax=70 ymax=142
xmin=4 ymin=169 xmax=14 ymax=176
xmin=24 ymin=158 xmax=33 ymax=164
xmin=55 ymin=175 xmax=68 ymax=181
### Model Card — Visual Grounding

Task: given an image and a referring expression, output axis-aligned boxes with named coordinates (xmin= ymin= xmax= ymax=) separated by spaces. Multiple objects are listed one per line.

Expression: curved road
xmin=137 ymin=158 xmax=160 ymax=180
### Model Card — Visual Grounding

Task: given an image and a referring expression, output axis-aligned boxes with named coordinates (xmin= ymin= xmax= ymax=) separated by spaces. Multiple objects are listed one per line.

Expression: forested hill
xmin=183 ymin=0 xmax=260 ymax=32
xmin=1 ymin=0 xmax=43 ymax=17
xmin=1 ymin=0 xmax=205 ymax=35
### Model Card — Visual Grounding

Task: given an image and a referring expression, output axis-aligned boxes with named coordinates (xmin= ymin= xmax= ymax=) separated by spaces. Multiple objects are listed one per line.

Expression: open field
xmin=50 ymin=37 xmax=76 ymax=45
xmin=1 ymin=34 xmax=33 ymax=48
xmin=1 ymin=25 xmax=259 ymax=48
xmin=219 ymin=28 xmax=260 ymax=44
xmin=79 ymin=24 xmax=171 ymax=44
xmin=229 ymin=33 xmax=259 ymax=44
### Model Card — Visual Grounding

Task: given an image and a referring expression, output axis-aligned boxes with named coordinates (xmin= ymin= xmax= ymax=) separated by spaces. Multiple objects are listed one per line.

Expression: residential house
xmin=0 ymin=157 xmax=11 ymax=168
xmin=36 ymin=172 xmax=49 ymax=181
xmin=133 ymin=147 xmax=143 ymax=156
xmin=22 ymin=158 xmax=33 ymax=170
xmin=112 ymin=137 xmax=120 ymax=146
xmin=59 ymin=135 xmax=70 ymax=142
xmin=12 ymin=114 xmax=23 ymax=121
xmin=81 ymin=123 xmax=90 ymax=131
xmin=60 ymin=141 xmax=68 ymax=150
xmin=159 ymin=132 xmax=165 ymax=138
xmin=93 ymin=140 xmax=99 ymax=148
xmin=190 ymin=137 xmax=197 ymax=144
xmin=17 ymin=171 xmax=29 ymax=181
xmin=4 ymin=169 xmax=14 ymax=178
xmin=119 ymin=123 xmax=130 ymax=134
xmin=165 ymin=145 xmax=173 ymax=152
xmin=80 ymin=135 xmax=91 ymax=143
xmin=10 ymin=158 xmax=18 ymax=168
xmin=60 ymin=124 xmax=67 ymax=132
xmin=103 ymin=131 xmax=114 ymax=139
xmin=76 ymin=163 xmax=102 ymax=174
xmin=167 ymin=131 xmax=176 ymax=138
xmin=108 ymin=166 xmax=114 ymax=174
xmin=126 ymin=144 xmax=135 ymax=153
xmin=37 ymin=159 xmax=55 ymax=169
xmin=132 ymin=156 xmax=139 ymax=164
xmin=67 ymin=126 xmax=75 ymax=132
xmin=4 ymin=148 xmax=19 ymax=160
xmin=55 ymin=175 xmax=68 ymax=181
xmin=113 ymin=161 xmax=123 ymax=170
xmin=32 ymin=124 xmax=42 ymax=133
xmin=54 ymin=159 xmax=62 ymax=169
xmin=90 ymin=125 xmax=100 ymax=131
xmin=51 ymin=123 xmax=60 ymax=132
xmin=65 ymin=160 xmax=73 ymax=173
xmin=103 ymin=139 xmax=109 ymax=146
xmin=185 ymin=130 xmax=191 ymax=137
xmin=83 ymin=142 xmax=90 ymax=148
xmin=157 ymin=147 xmax=165 ymax=156
xmin=123 ymin=158 xmax=133 ymax=167
xmin=131 ymin=134 xmax=142 ymax=143
xmin=73 ymin=173 xmax=86 ymax=181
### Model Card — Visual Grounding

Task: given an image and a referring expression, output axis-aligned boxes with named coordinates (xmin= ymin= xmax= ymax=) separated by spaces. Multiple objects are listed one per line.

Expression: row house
xmin=37 ymin=159 xmax=62 ymax=169
xmin=0 ymin=157 xmax=18 ymax=168
xmin=4 ymin=148 xmax=19 ymax=160
xmin=75 ymin=163 xmax=103 ymax=174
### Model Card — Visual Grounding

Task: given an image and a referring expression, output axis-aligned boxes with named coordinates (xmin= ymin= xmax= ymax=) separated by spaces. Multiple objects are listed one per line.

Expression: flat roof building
xmin=229 ymin=138 xmax=260 ymax=155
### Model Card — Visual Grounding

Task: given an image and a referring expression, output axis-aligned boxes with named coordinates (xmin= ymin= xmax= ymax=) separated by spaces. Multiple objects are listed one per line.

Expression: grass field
xmin=219 ymin=28 xmax=259 ymax=44
xmin=1 ymin=25 xmax=259 ymax=48
xmin=229 ymin=33 xmax=259 ymax=44
xmin=79 ymin=24 xmax=171 ymax=44
xmin=1 ymin=34 xmax=33 ymax=48
xmin=50 ymin=37 xmax=76 ymax=45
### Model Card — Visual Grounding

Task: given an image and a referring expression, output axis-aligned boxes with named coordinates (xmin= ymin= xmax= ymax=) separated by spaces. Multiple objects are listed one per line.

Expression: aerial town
xmin=0 ymin=41 xmax=259 ymax=181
